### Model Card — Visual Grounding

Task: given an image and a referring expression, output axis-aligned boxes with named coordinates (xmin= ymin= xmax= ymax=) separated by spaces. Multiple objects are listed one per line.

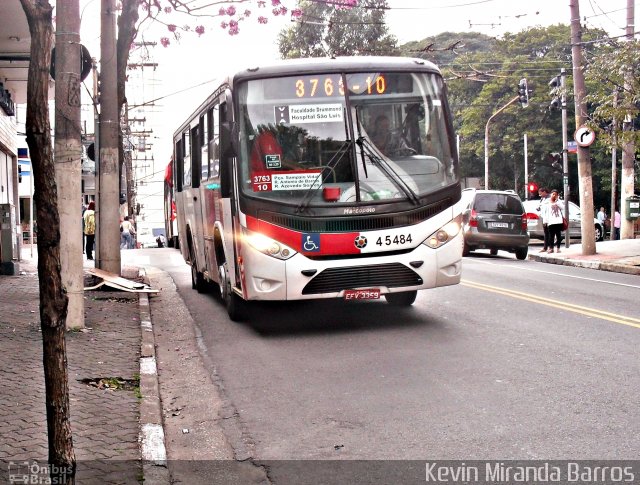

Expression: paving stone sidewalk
xmin=0 ymin=261 xmax=143 ymax=484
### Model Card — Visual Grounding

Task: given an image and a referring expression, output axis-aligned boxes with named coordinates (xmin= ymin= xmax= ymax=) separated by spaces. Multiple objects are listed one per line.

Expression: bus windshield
xmin=237 ymin=71 xmax=456 ymax=207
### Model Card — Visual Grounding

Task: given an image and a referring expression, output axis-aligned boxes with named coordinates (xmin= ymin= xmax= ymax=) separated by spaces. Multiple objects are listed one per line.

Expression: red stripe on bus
xmin=245 ymin=215 xmax=360 ymax=255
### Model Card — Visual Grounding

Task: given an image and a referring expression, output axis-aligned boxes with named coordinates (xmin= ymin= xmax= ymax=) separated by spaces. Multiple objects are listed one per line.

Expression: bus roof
xmin=172 ymin=56 xmax=442 ymax=139
xmin=230 ymin=56 xmax=441 ymax=83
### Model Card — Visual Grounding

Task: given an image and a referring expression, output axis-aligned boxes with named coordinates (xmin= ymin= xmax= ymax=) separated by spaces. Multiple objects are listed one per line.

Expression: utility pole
xmin=560 ymin=69 xmax=571 ymax=248
xmin=611 ymin=89 xmax=618 ymax=241
xmin=92 ymin=58 xmax=100 ymax=259
xmin=55 ymin=0 xmax=84 ymax=329
xmin=523 ymin=133 xmax=528 ymax=200
xmin=98 ymin=0 xmax=121 ymax=274
xmin=620 ymin=0 xmax=636 ymax=239
xmin=569 ymin=0 xmax=596 ymax=255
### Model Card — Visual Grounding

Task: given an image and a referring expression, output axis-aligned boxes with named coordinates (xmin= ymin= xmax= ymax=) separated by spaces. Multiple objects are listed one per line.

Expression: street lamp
xmin=484 ymin=95 xmax=519 ymax=190
xmin=484 ymin=78 xmax=531 ymax=190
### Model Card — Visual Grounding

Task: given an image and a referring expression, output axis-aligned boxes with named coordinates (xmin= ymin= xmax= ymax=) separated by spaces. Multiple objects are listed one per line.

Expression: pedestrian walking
xmin=597 ymin=206 xmax=606 ymax=226
xmin=81 ymin=202 xmax=86 ymax=254
xmin=613 ymin=210 xmax=621 ymax=240
xmin=120 ymin=216 xmax=135 ymax=249
xmin=537 ymin=187 xmax=551 ymax=252
xmin=83 ymin=201 xmax=96 ymax=260
xmin=543 ymin=189 xmax=564 ymax=253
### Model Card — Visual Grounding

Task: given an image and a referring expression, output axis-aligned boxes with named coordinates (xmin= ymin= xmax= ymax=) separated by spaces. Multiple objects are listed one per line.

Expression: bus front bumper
xmin=240 ymin=231 xmax=463 ymax=301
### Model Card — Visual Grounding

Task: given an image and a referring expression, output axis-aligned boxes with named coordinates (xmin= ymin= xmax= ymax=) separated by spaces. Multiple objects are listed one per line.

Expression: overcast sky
xmin=76 ymin=0 xmax=633 ymax=167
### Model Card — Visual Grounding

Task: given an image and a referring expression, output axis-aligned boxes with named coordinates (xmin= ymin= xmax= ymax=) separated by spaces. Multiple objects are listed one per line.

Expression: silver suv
xmin=522 ymin=199 xmax=604 ymax=242
xmin=461 ymin=189 xmax=530 ymax=260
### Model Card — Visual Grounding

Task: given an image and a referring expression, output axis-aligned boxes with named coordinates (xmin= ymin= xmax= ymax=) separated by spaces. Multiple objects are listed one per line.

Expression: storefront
xmin=0 ymin=110 xmax=19 ymax=274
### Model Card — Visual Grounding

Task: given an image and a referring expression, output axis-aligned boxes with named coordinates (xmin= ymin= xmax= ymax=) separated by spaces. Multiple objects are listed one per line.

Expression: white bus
xmin=171 ymin=57 xmax=463 ymax=321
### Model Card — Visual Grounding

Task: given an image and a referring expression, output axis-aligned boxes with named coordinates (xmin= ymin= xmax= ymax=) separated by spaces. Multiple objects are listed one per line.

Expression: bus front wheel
xmin=219 ymin=262 xmax=247 ymax=322
xmin=384 ymin=290 xmax=417 ymax=306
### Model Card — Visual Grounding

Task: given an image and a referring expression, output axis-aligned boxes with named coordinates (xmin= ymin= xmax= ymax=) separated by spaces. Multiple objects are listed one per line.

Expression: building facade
xmin=0 ymin=85 xmax=19 ymax=273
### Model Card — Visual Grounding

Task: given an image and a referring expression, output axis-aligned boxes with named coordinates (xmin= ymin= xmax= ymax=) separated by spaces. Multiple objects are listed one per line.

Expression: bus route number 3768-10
xmin=376 ymin=234 xmax=412 ymax=247
xmin=252 ymin=174 xmax=272 ymax=192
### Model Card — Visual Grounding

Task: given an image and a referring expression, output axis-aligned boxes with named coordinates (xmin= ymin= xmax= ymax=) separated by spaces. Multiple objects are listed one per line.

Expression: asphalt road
xmin=129 ymin=246 xmax=640 ymax=481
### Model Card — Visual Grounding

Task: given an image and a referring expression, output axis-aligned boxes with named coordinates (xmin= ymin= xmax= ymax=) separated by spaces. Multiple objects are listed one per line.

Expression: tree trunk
xmin=19 ymin=0 xmax=76 ymax=482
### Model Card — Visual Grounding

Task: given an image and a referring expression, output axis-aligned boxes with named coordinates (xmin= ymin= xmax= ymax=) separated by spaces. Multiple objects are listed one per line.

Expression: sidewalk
xmin=0 ymin=249 xmax=165 ymax=484
xmin=528 ymin=237 xmax=640 ymax=275
xmin=1 ymin=238 xmax=636 ymax=482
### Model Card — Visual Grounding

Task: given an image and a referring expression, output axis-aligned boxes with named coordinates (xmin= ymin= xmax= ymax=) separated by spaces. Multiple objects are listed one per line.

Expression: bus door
xmin=177 ymin=122 xmax=205 ymax=269
xmin=189 ymin=122 xmax=206 ymax=271
xmin=218 ymin=99 xmax=243 ymax=295
xmin=174 ymin=135 xmax=190 ymax=261
xmin=201 ymin=104 xmax=224 ymax=282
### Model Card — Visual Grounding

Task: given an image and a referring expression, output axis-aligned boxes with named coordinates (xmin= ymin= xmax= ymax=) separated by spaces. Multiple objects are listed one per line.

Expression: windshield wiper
xmin=355 ymin=136 xmax=420 ymax=205
xmin=295 ymin=139 xmax=353 ymax=214
xmin=354 ymin=109 xmax=368 ymax=179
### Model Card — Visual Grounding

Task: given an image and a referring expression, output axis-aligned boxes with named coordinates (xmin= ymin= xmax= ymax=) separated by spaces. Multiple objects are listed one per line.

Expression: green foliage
xmin=278 ymin=13 xmax=637 ymax=207
xmin=396 ymin=24 xmax=631 ymax=204
xmin=278 ymin=0 xmax=399 ymax=59
xmin=585 ymin=40 xmax=640 ymax=149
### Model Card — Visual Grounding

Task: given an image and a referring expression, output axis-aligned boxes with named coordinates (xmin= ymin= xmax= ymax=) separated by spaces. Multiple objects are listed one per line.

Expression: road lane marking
xmin=461 ymin=280 xmax=640 ymax=330
xmin=464 ymin=258 xmax=640 ymax=289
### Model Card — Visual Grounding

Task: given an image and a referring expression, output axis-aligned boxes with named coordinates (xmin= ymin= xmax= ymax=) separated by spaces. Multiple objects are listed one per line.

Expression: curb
xmin=528 ymin=254 xmax=640 ymax=275
xmin=137 ymin=268 xmax=170 ymax=485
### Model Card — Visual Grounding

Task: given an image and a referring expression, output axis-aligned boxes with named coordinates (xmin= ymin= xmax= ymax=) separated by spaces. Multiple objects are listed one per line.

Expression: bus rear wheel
xmin=384 ymin=290 xmax=417 ymax=306
xmin=189 ymin=245 xmax=207 ymax=293
xmin=219 ymin=262 xmax=247 ymax=322
xmin=191 ymin=263 xmax=207 ymax=293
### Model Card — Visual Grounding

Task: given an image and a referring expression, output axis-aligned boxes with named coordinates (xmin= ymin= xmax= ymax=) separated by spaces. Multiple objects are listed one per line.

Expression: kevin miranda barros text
xmin=425 ymin=462 xmax=636 ymax=483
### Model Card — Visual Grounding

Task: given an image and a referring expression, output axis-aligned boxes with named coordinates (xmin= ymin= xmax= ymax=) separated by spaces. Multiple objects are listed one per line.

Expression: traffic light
xmin=518 ymin=78 xmax=529 ymax=108
xmin=548 ymin=75 xmax=561 ymax=111
xmin=548 ymin=152 xmax=562 ymax=172
xmin=527 ymin=181 xmax=538 ymax=194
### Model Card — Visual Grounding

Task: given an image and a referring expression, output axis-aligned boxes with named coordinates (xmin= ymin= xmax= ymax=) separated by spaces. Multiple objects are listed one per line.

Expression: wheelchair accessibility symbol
xmin=302 ymin=233 xmax=320 ymax=252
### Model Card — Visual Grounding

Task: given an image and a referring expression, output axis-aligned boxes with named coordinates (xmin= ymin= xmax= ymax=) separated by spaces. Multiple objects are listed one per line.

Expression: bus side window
xmin=200 ymin=114 xmax=208 ymax=180
xmin=190 ymin=124 xmax=201 ymax=189
xmin=175 ymin=139 xmax=184 ymax=192
xmin=219 ymin=102 xmax=232 ymax=197
xmin=210 ymin=105 xmax=220 ymax=178
xmin=182 ymin=130 xmax=191 ymax=188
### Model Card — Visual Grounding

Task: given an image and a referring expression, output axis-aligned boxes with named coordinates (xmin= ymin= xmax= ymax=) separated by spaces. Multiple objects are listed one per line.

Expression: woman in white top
xmin=544 ymin=189 xmax=565 ymax=253
xmin=120 ymin=216 xmax=135 ymax=249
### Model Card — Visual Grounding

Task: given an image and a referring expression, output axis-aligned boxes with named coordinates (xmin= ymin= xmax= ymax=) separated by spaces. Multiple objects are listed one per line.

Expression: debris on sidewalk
xmin=84 ymin=268 xmax=158 ymax=293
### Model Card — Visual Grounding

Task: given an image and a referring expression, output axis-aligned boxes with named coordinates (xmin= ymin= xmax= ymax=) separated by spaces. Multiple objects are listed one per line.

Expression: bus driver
xmin=370 ymin=115 xmax=412 ymax=156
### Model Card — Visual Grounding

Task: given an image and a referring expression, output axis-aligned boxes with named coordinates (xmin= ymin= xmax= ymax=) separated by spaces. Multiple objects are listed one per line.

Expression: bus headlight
xmin=242 ymin=228 xmax=296 ymax=260
xmin=423 ymin=214 xmax=461 ymax=249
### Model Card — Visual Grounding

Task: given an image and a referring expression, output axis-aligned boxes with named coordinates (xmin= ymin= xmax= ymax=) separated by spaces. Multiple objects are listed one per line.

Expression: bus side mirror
xmin=220 ymin=121 xmax=237 ymax=198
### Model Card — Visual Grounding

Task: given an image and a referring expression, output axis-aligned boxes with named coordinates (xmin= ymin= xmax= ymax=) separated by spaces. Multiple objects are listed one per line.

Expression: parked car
xmin=523 ymin=199 xmax=604 ymax=242
xmin=135 ymin=228 xmax=155 ymax=248
xmin=460 ymin=189 xmax=530 ymax=260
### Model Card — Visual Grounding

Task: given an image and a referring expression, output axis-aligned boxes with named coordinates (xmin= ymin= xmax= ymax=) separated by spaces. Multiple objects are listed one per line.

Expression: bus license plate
xmin=344 ymin=289 xmax=380 ymax=300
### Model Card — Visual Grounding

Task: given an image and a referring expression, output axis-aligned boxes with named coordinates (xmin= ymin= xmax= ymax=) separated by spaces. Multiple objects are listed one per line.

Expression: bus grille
xmin=301 ymin=263 xmax=422 ymax=295
xmin=260 ymin=198 xmax=452 ymax=233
